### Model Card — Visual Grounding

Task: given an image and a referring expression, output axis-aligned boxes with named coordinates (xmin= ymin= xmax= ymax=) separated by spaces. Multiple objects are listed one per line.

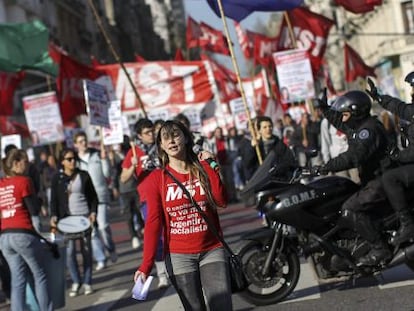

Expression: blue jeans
xmin=0 ymin=233 xmax=53 ymax=311
xmin=92 ymin=203 xmax=116 ymax=262
xmin=66 ymin=232 xmax=92 ymax=285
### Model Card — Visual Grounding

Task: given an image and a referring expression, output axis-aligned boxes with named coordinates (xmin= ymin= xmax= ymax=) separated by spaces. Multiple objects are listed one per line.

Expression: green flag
xmin=0 ymin=20 xmax=57 ymax=76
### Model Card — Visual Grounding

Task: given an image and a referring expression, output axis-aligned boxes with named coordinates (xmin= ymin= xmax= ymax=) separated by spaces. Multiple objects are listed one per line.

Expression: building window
xmin=402 ymin=1 xmax=414 ymax=33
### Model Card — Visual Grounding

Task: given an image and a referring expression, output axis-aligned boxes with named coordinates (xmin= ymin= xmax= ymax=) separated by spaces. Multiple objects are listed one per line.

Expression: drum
xmin=57 ymin=215 xmax=91 ymax=240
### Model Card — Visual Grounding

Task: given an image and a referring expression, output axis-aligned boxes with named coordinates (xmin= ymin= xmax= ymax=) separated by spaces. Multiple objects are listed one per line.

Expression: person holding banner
xmin=0 ymin=149 xmax=53 ymax=310
xmin=73 ymin=132 xmax=117 ymax=271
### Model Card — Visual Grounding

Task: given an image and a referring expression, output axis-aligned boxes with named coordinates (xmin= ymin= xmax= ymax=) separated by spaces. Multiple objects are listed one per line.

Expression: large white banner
xmin=273 ymin=49 xmax=315 ymax=105
xmin=23 ymin=91 xmax=65 ymax=146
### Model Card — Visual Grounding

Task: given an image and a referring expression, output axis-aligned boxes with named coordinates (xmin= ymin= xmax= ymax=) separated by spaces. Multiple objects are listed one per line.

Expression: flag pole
xmin=215 ymin=0 xmax=263 ymax=164
xmin=87 ymin=0 xmax=148 ymax=118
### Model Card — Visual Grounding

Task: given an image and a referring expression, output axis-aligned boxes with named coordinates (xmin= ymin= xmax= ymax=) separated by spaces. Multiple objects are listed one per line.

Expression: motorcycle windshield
xmin=241 ymin=149 xmax=289 ymax=196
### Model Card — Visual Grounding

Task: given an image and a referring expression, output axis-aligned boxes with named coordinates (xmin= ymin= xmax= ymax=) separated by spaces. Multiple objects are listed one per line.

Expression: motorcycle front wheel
xmin=235 ymin=240 xmax=300 ymax=306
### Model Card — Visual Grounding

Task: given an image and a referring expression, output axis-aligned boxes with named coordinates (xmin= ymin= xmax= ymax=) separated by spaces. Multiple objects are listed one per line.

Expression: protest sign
xmin=83 ymin=79 xmax=110 ymax=128
xmin=102 ymin=100 xmax=124 ymax=146
xmin=229 ymin=97 xmax=256 ymax=131
xmin=1 ymin=134 xmax=21 ymax=158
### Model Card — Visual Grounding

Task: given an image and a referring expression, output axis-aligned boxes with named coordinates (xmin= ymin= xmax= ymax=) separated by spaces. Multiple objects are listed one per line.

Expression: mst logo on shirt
xmin=164 ymin=180 xmax=208 ymax=235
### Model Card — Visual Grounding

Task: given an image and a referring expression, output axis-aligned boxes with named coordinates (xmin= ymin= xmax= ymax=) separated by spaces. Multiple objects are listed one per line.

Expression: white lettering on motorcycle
xmin=280 ymin=189 xmax=317 ymax=208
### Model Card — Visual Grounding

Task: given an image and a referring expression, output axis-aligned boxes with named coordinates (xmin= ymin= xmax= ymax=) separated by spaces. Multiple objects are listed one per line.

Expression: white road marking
xmin=151 ymin=286 xmax=184 ymax=310
xmin=377 ymin=264 xmax=414 ymax=289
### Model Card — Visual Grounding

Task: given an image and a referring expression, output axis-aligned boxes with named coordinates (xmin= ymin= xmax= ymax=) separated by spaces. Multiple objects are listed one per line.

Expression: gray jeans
xmin=165 ymin=247 xmax=233 ymax=311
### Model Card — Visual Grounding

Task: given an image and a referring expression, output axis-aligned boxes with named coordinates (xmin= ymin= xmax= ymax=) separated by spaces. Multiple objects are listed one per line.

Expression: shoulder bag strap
xmin=164 ymin=169 xmax=235 ymax=257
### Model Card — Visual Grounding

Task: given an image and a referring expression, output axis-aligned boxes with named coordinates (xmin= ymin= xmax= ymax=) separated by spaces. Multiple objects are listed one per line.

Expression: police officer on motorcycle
xmin=366 ymin=73 xmax=414 ymax=246
xmin=317 ymin=89 xmax=391 ymax=266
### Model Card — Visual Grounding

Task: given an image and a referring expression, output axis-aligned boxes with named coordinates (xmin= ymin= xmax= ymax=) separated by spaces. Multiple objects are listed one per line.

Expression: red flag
xmin=201 ymin=54 xmax=239 ymax=102
xmin=199 ymin=22 xmax=230 ymax=55
xmin=253 ymin=33 xmax=278 ymax=66
xmin=0 ymin=116 xmax=29 ymax=137
xmin=344 ymin=44 xmax=376 ymax=82
xmin=278 ymin=7 xmax=335 ymax=73
xmin=90 ymin=55 xmax=102 ymax=67
xmin=186 ymin=16 xmax=202 ymax=49
xmin=174 ymin=48 xmax=184 ymax=61
xmin=0 ymin=71 xmax=25 ymax=115
xmin=234 ymin=22 xmax=256 ymax=59
xmin=57 ymin=54 xmax=102 ymax=122
xmin=335 ymin=0 xmax=382 ymax=14
xmin=135 ymin=54 xmax=146 ymax=62
xmin=48 ymin=42 xmax=67 ymax=64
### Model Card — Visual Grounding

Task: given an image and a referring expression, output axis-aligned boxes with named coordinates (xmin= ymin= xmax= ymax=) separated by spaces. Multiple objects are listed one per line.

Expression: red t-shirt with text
xmin=138 ymin=162 xmax=227 ymax=275
xmin=121 ymin=145 xmax=151 ymax=201
xmin=0 ymin=176 xmax=34 ymax=231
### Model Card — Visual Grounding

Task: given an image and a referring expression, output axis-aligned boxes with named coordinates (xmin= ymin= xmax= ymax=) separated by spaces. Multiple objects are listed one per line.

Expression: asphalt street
xmin=1 ymin=202 xmax=414 ymax=310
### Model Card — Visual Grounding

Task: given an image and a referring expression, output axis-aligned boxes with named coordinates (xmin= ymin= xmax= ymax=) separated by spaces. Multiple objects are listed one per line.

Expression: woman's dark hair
xmin=58 ymin=148 xmax=78 ymax=168
xmin=2 ymin=149 xmax=28 ymax=176
xmin=156 ymin=120 xmax=223 ymax=209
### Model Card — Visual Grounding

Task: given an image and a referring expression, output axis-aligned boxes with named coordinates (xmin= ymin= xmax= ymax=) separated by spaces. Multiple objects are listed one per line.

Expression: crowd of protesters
xmin=0 ymin=79 xmax=412 ymax=309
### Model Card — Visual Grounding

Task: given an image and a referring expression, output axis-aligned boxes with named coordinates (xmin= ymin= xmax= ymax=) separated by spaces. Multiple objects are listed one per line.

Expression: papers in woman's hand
xmin=132 ymin=275 xmax=154 ymax=301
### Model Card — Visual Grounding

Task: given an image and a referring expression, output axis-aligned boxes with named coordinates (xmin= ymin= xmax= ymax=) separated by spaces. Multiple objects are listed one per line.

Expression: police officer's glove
xmin=316 ymin=88 xmax=329 ymax=111
xmin=310 ymin=165 xmax=329 ymax=176
xmin=366 ymin=78 xmax=382 ymax=103
xmin=388 ymin=146 xmax=400 ymax=161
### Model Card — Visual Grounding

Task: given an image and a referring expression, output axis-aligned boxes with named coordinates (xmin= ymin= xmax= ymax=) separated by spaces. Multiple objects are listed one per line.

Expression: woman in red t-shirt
xmin=134 ymin=120 xmax=232 ymax=310
xmin=0 ymin=149 xmax=53 ymax=311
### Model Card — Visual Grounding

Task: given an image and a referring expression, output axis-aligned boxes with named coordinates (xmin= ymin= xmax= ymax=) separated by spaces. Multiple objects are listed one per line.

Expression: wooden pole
xmin=87 ymin=0 xmax=148 ymax=118
xmin=215 ymin=0 xmax=263 ymax=165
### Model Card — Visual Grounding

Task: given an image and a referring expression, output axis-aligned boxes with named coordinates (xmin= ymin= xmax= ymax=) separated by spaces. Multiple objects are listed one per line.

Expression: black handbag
xmin=165 ymin=169 xmax=248 ymax=293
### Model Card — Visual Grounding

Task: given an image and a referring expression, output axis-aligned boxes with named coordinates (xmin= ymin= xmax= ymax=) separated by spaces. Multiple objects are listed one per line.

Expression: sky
xmin=183 ymin=0 xmax=273 ymax=76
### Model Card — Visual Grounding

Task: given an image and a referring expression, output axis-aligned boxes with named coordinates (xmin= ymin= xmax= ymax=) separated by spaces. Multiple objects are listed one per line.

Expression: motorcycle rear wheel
xmin=235 ymin=240 xmax=300 ymax=306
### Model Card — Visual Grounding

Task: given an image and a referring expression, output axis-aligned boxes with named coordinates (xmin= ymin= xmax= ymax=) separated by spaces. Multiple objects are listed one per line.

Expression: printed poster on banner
xmin=23 ymin=91 xmax=65 ymax=146
xmin=83 ymin=79 xmax=110 ymax=128
xmin=229 ymin=97 xmax=256 ymax=131
xmin=273 ymin=49 xmax=315 ymax=105
xmin=102 ymin=101 xmax=124 ymax=146
xmin=1 ymin=134 xmax=21 ymax=158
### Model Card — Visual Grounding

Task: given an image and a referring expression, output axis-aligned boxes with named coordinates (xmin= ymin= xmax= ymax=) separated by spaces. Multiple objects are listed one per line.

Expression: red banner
xmin=186 ymin=16 xmax=201 ymax=49
xmin=199 ymin=22 xmax=230 ymax=55
xmin=278 ymin=7 xmax=335 ymax=73
xmin=57 ymin=54 xmax=102 ymax=122
xmin=97 ymin=61 xmax=215 ymax=112
xmin=0 ymin=71 xmax=25 ymax=116
xmin=344 ymin=44 xmax=376 ymax=82
xmin=253 ymin=33 xmax=279 ymax=66
xmin=0 ymin=116 xmax=29 ymax=137
xmin=335 ymin=0 xmax=382 ymax=14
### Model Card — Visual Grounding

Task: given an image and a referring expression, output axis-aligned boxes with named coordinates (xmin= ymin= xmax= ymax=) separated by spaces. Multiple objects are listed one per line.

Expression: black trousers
xmin=382 ymin=164 xmax=414 ymax=213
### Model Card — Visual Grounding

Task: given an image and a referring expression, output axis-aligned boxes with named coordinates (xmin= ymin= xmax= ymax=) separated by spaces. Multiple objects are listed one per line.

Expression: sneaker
xmin=95 ymin=261 xmax=106 ymax=271
xmin=132 ymin=237 xmax=141 ymax=249
xmin=110 ymin=251 xmax=118 ymax=263
xmin=69 ymin=283 xmax=80 ymax=297
xmin=158 ymin=276 xmax=170 ymax=289
xmin=83 ymin=284 xmax=94 ymax=295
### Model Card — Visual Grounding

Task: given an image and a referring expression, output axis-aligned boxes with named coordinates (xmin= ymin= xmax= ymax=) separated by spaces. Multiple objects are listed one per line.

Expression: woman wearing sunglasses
xmin=49 ymin=148 xmax=98 ymax=297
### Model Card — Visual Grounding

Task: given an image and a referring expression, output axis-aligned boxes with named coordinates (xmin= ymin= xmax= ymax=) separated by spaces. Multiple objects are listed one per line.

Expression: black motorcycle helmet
xmin=332 ymin=90 xmax=372 ymax=120
xmin=404 ymin=71 xmax=414 ymax=87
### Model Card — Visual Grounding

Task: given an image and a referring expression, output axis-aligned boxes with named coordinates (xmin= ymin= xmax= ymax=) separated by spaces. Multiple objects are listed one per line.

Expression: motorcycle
xmin=236 ymin=150 xmax=414 ymax=306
